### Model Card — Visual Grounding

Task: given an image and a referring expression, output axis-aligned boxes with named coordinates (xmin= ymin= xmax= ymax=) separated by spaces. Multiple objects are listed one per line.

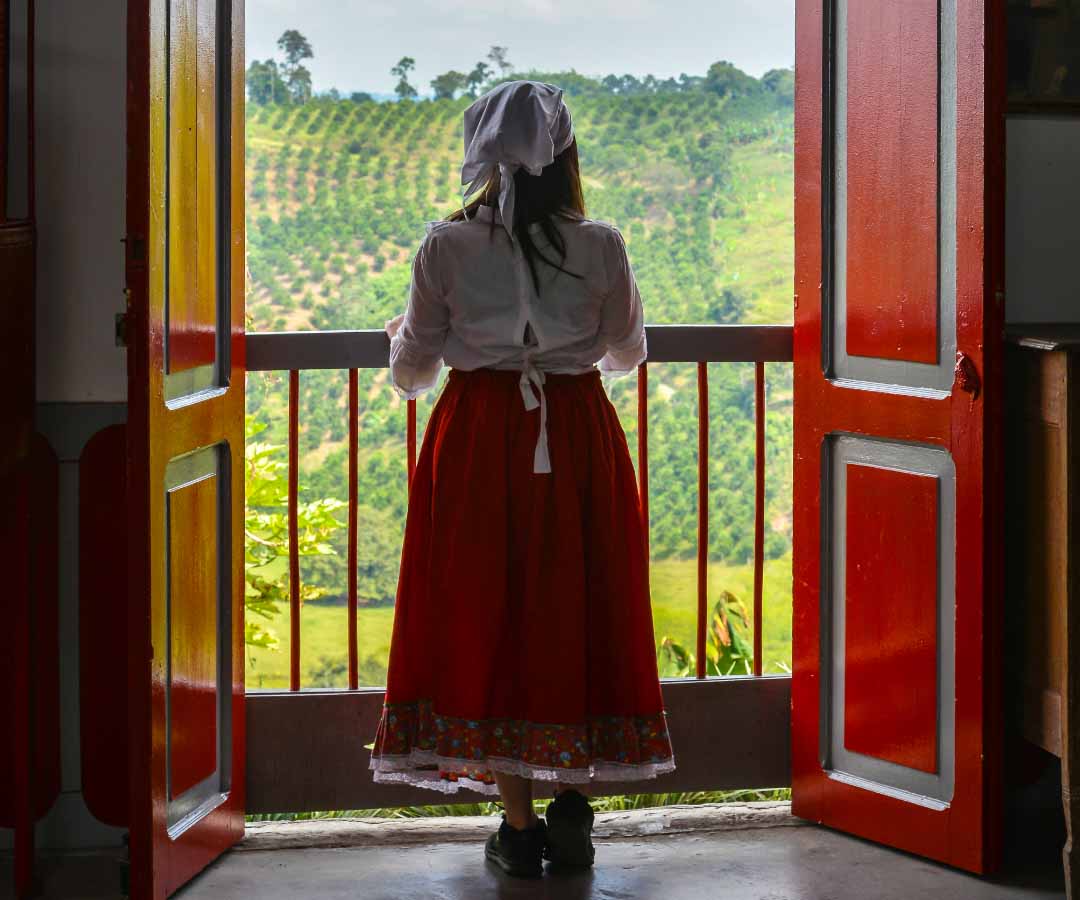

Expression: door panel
xmin=843 ymin=460 xmax=940 ymax=775
xmin=166 ymin=450 xmax=230 ymax=813
xmin=830 ymin=0 xmax=957 ymax=392
xmin=126 ymin=0 xmax=245 ymax=896
xmin=166 ymin=0 xmax=220 ymax=386
xmin=824 ymin=437 xmax=956 ymax=805
xmin=793 ymin=0 xmax=1004 ymax=874
xmin=845 ymin=0 xmax=941 ymax=365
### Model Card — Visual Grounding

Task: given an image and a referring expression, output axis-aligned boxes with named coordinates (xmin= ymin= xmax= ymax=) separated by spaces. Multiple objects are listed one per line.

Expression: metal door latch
xmin=116 ymin=287 xmax=132 ymax=347
xmin=954 ymin=351 xmax=981 ymax=400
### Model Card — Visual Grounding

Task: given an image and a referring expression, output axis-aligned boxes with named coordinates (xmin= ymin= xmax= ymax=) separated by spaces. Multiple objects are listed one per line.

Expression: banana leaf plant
xmin=656 ymin=590 xmax=754 ymax=677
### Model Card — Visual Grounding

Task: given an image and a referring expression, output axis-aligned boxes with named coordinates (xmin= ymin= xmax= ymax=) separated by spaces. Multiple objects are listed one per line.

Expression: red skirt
xmin=368 ymin=368 xmax=675 ymax=794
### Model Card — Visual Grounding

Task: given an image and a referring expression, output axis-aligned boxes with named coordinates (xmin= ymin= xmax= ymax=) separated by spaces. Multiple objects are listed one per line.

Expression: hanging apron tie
xmin=519 ymin=360 xmax=551 ymax=474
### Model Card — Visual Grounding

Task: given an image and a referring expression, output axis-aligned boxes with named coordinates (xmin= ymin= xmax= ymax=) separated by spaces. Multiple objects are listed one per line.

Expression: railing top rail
xmin=246 ymin=324 xmax=794 ymax=372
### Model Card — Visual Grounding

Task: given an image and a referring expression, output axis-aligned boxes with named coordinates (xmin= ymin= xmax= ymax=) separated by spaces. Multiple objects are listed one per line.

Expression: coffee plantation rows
xmin=245 ymin=67 xmax=794 ymax=612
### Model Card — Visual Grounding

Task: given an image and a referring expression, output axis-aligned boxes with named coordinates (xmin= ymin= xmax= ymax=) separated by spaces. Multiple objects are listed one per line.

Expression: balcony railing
xmin=246 ymin=324 xmax=794 ymax=692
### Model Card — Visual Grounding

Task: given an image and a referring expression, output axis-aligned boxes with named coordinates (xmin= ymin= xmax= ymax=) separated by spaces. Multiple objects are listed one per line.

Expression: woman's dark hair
xmin=448 ymin=139 xmax=586 ymax=295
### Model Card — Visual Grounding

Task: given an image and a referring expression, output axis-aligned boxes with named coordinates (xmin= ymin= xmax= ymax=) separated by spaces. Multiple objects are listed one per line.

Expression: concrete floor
xmin=4 ymin=777 xmax=1067 ymax=899
xmin=176 ymin=825 xmax=1066 ymax=900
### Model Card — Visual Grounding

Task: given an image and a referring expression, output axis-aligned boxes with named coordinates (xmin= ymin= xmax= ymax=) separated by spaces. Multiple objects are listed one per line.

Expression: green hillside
xmin=244 ymin=67 xmax=795 ymax=688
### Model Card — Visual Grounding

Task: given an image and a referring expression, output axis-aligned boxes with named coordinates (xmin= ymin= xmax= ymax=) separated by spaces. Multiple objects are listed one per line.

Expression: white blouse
xmin=386 ymin=205 xmax=646 ymax=473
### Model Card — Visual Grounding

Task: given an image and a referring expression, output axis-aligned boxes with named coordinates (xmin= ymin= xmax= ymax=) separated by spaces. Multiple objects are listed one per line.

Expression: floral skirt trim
xmin=368 ymin=699 xmax=676 ymax=795
xmin=370 ymin=750 xmax=677 ymax=796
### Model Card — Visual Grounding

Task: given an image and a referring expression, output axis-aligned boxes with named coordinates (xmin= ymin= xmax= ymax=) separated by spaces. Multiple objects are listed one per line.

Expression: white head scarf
xmin=460 ymin=80 xmax=575 ymax=239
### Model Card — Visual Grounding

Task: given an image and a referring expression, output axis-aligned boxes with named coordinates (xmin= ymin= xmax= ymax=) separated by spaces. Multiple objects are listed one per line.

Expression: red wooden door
xmin=125 ymin=0 xmax=246 ymax=895
xmin=792 ymin=0 xmax=1006 ymax=874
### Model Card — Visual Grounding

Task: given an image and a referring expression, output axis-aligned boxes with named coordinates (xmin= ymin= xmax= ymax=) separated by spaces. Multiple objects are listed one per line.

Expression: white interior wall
xmin=1006 ymin=116 xmax=1080 ymax=324
xmin=34 ymin=0 xmax=128 ymax=403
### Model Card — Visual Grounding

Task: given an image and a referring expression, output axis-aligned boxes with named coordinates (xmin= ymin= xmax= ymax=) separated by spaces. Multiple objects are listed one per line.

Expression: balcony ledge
xmin=240 ymin=801 xmax=803 ymax=851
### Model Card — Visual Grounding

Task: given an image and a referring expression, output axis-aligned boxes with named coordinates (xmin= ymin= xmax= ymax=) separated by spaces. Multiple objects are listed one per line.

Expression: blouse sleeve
xmin=386 ymin=230 xmax=449 ymax=399
xmin=598 ymin=227 xmax=647 ymax=377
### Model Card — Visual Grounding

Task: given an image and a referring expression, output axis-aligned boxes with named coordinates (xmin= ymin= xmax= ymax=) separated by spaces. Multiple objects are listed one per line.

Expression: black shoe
xmin=484 ymin=814 xmax=547 ymax=878
xmin=543 ymin=788 xmax=595 ymax=868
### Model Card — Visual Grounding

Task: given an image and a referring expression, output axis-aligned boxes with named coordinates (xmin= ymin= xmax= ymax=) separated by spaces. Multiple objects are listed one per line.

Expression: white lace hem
xmin=369 ymin=749 xmax=676 ymax=796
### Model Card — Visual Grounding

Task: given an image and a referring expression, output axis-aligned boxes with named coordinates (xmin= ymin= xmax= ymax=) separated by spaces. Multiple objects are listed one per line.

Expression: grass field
xmin=245 ymin=555 xmax=792 ymax=690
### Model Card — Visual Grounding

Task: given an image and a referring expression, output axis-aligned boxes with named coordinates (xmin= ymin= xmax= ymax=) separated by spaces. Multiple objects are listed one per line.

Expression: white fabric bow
xmin=460 ymin=81 xmax=575 ymax=239
xmin=518 ymin=360 xmax=551 ymax=474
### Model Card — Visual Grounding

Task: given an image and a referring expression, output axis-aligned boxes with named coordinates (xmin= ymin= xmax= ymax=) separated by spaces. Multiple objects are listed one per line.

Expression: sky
xmin=246 ymin=0 xmax=795 ymax=97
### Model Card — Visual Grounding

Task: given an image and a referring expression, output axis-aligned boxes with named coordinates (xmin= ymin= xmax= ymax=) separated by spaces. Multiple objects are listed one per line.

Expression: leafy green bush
xmin=244 ymin=416 xmax=346 ymax=650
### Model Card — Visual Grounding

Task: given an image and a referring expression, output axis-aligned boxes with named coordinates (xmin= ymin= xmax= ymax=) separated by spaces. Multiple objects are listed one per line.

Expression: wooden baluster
xmin=753 ymin=362 xmax=766 ymax=677
xmin=288 ymin=369 xmax=300 ymax=691
xmin=697 ymin=362 xmax=708 ymax=679
xmin=347 ymin=369 xmax=359 ymax=690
